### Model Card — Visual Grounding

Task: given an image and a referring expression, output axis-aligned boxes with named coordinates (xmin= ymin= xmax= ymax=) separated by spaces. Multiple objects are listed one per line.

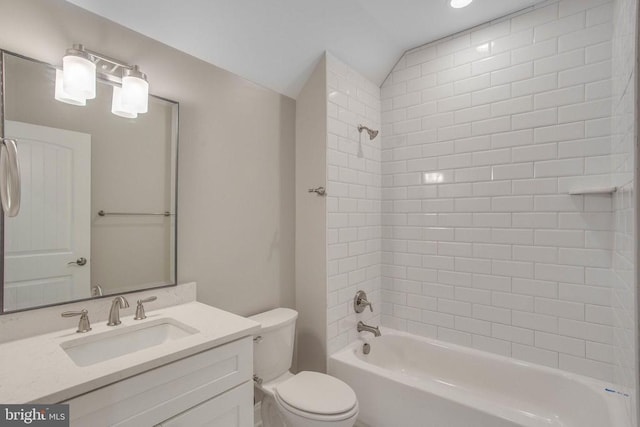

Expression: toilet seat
xmin=275 ymin=391 xmax=359 ymax=422
xmin=274 ymin=371 xmax=358 ymax=420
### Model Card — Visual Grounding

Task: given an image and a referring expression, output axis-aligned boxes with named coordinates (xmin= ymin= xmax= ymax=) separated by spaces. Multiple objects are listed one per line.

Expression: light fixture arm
xmin=82 ymin=46 xmax=131 ymax=70
xmin=66 ymin=44 xmax=145 ymax=85
xmin=65 ymin=44 xmax=92 ymax=62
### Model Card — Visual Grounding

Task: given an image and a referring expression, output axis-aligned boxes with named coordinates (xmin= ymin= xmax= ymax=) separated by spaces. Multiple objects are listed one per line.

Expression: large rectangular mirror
xmin=0 ymin=50 xmax=178 ymax=313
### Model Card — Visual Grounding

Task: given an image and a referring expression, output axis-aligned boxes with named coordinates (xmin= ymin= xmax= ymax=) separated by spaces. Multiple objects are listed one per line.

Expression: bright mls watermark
xmin=0 ymin=405 xmax=68 ymax=426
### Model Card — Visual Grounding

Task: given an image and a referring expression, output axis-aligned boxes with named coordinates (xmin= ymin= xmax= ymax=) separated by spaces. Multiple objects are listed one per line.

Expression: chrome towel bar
xmin=98 ymin=210 xmax=173 ymax=217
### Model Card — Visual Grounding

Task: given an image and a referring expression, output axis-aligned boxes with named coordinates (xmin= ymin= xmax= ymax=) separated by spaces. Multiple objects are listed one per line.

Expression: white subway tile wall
xmin=380 ymin=0 xmax=617 ymax=381
xmin=326 ymin=54 xmax=382 ymax=354
xmin=611 ymin=0 xmax=637 ymax=423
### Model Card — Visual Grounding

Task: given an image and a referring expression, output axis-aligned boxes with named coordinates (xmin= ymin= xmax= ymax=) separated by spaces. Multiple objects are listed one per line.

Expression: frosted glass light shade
xmin=55 ymin=69 xmax=86 ymax=106
xmin=111 ymin=86 xmax=138 ymax=118
xmin=450 ymin=0 xmax=473 ymax=8
xmin=121 ymin=74 xmax=149 ymax=114
xmin=62 ymin=54 xmax=96 ymax=100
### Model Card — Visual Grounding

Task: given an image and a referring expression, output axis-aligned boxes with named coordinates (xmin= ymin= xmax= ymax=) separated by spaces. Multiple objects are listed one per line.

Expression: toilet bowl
xmin=249 ymin=308 xmax=359 ymax=427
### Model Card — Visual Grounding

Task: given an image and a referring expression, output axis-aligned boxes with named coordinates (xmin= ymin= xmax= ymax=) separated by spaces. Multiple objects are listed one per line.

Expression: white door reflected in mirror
xmin=3 ymin=120 xmax=91 ymax=311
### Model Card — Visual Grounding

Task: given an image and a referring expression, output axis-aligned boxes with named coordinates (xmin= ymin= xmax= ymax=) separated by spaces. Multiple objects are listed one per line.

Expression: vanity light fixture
xmin=450 ymin=0 xmax=473 ymax=8
xmin=111 ymin=86 xmax=138 ymax=118
xmin=121 ymin=66 xmax=149 ymax=114
xmin=61 ymin=45 xmax=96 ymax=100
xmin=54 ymin=69 xmax=86 ymax=106
xmin=55 ymin=44 xmax=149 ymax=118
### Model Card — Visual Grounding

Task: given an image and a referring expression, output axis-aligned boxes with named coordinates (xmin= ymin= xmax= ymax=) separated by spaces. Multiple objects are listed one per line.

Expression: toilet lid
xmin=275 ymin=371 xmax=357 ymax=415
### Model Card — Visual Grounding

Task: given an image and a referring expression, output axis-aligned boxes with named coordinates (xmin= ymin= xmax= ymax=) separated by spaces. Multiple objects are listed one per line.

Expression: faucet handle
xmin=354 ymin=290 xmax=373 ymax=313
xmin=134 ymin=296 xmax=157 ymax=320
xmin=138 ymin=296 xmax=157 ymax=304
xmin=61 ymin=309 xmax=92 ymax=333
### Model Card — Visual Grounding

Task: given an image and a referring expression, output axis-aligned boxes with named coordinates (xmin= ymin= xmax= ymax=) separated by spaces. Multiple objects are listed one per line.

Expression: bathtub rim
xmin=329 ymin=328 xmax=631 ymax=427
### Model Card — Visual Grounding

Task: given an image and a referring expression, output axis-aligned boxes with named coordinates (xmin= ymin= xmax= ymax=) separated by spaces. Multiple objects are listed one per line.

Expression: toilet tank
xmin=249 ymin=308 xmax=298 ymax=383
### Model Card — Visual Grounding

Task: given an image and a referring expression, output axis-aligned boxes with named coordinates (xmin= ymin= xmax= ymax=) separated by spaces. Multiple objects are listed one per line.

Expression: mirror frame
xmin=0 ymin=49 xmax=180 ymax=314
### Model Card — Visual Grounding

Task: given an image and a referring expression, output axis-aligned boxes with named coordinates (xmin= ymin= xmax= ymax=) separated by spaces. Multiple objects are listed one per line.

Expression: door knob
xmin=68 ymin=257 xmax=87 ymax=266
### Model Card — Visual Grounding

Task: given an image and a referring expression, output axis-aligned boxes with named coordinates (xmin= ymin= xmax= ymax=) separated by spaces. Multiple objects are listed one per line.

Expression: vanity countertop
xmin=0 ymin=302 xmax=260 ymax=404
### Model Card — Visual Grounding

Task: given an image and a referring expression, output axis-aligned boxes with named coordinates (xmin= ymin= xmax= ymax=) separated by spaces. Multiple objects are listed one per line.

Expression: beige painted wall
xmin=295 ymin=55 xmax=327 ymax=373
xmin=0 ymin=0 xmax=296 ymax=316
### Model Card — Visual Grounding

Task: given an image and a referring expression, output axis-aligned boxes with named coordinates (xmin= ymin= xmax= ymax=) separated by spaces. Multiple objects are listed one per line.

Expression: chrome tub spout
xmin=357 ymin=321 xmax=381 ymax=337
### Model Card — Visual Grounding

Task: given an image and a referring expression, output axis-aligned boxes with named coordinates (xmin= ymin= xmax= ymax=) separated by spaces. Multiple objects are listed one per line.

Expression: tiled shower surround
xmin=379 ymin=0 xmax=619 ymax=382
xmin=326 ymin=54 xmax=382 ymax=354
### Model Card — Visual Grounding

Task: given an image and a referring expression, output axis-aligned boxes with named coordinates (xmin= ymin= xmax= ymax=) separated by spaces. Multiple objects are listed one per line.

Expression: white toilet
xmin=250 ymin=308 xmax=359 ymax=427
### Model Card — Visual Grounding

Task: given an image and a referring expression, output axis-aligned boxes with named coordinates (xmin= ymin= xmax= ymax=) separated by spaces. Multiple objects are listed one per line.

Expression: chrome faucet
xmin=91 ymin=284 xmax=103 ymax=297
xmin=107 ymin=296 xmax=130 ymax=326
xmin=357 ymin=321 xmax=381 ymax=337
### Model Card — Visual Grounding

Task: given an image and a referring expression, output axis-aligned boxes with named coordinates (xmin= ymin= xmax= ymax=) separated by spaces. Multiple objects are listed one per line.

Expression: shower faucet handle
xmin=354 ymin=290 xmax=373 ymax=313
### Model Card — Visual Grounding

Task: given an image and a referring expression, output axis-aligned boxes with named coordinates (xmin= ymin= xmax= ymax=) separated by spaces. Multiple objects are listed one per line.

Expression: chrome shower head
xmin=358 ymin=124 xmax=379 ymax=140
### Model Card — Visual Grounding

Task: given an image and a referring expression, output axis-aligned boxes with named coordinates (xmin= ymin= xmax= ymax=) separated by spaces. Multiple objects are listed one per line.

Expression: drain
xmin=363 ymin=343 xmax=371 ymax=354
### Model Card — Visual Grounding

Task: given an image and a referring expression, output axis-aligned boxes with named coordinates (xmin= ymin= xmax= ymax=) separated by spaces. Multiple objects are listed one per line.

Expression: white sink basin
xmin=61 ymin=318 xmax=199 ymax=367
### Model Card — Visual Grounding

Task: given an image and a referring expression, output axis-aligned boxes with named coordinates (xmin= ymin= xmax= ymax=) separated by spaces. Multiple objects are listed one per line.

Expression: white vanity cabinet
xmin=61 ymin=336 xmax=254 ymax=427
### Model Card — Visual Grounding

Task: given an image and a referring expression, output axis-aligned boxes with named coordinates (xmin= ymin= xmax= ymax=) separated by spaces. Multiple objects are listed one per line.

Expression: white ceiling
xmin=66 ymin=0 xmax=546 ymax=99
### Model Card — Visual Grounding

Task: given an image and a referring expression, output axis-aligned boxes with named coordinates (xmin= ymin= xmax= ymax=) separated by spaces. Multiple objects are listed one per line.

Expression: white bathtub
xmin=328 ymin=330 xmax=630 ymax=427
